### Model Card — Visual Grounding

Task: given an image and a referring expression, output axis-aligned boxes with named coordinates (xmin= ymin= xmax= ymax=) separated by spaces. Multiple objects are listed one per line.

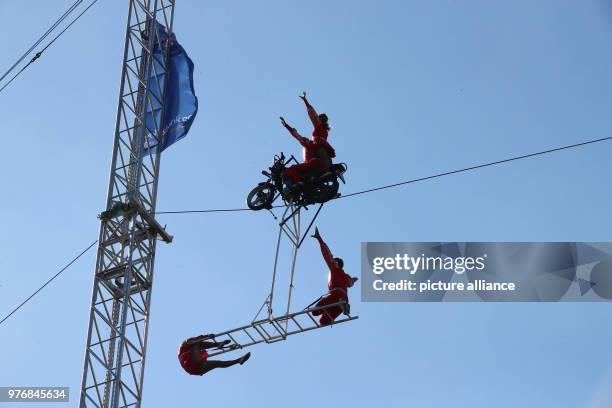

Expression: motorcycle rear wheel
xmin=311 ymin=178 xmax=339 ymax=203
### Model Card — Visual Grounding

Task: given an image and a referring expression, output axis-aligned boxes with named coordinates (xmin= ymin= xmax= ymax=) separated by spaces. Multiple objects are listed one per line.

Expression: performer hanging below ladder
xmin=178 ymin=334 xmax=250 ymax=376
xmin=310 ymin=227 xmax=358 ymax=325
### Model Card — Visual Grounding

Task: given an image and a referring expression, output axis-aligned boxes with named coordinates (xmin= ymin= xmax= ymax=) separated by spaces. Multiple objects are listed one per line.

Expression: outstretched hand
xmin=311 ymin=227 xmax=321 ymax=240
xmin=299 ymin=92 xmax=308 ymax=102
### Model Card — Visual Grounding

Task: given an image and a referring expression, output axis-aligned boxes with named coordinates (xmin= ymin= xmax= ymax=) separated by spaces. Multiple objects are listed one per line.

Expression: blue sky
xmin=1 ymin=0 xmax=612 ymax=407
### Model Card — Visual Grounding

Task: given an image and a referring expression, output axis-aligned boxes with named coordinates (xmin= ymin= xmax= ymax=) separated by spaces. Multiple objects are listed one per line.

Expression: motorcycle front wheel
xmin=247 ymin=183 xmax=276 ymax=210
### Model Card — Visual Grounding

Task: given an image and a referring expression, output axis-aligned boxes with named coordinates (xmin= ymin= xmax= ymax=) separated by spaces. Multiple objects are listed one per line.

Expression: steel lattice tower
xmin=80 ymin=1 xmax=175 ymax=407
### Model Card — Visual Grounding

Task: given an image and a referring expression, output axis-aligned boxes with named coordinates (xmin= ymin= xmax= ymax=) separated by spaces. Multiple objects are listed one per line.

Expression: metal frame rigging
xmin=206 ymin=204 xmax=358 ymax=357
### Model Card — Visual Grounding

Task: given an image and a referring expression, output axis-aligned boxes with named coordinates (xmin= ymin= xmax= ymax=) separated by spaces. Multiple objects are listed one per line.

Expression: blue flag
xmin=143 ymin=24 xmax=198 ymax=154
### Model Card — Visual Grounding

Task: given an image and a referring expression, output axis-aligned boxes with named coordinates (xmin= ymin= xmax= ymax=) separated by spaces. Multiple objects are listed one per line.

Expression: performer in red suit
xmin=178 ymin=335 xmax=250 ymax=376
xmin=310 ymin=228 xmax=358 ymax=325
xmin=280 ymin=93 xmax=335 ymax=191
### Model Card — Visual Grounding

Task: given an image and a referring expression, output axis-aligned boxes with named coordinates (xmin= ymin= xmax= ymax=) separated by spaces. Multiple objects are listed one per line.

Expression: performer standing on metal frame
xmin=310 ymin=227 xmax=358 ymax=325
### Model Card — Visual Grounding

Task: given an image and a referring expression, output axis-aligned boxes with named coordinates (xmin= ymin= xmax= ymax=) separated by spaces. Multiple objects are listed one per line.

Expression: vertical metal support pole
xmin=80 ymin=1 xmax=176 ymax=407
xmin=261 ymin=203 xmax=325 ymax=327
xmin=284 ymin=209 xmax=300 ymax=327
xmin=267 ymin=217 xmax=285 ymax=320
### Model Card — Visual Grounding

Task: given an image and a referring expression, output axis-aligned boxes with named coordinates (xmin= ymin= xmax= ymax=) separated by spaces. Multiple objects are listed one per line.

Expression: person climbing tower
xmin=178 ymin=334 xmax=250 ymax=376
xmin=310 ymin=227 xmax=358 ymax=325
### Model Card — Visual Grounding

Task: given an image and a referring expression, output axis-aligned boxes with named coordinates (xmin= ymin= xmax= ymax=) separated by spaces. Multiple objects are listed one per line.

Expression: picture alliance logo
xmin=371 ymin=253 xmax=488 ymax=275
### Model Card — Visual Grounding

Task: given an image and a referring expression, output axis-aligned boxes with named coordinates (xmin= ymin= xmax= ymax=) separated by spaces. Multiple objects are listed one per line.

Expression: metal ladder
xmin=206 ymin=301 xmax=358 ymax=357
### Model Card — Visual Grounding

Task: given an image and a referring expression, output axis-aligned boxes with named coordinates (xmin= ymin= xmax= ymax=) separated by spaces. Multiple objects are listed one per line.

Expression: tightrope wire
xmin=155 ymin=135 xmax=612 ymax=214
xmin=0 ymin=240 xmax=98 ymax=326
xmin=3 ymin=135 xmax=611 ymax=325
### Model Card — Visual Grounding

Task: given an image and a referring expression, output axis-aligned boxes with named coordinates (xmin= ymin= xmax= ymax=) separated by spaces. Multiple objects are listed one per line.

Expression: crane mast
xmin=80 ymin=1 xmax=175 ymax=407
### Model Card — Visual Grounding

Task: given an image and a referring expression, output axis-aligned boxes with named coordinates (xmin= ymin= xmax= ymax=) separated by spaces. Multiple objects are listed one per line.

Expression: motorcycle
xmin=247 ymin=152 xmax=347 ymax=211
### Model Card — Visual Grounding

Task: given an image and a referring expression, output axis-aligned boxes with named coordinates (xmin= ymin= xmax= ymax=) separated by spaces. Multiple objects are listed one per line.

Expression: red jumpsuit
xmin=312 ymin=235 xmax=353 ymax=326
xmin=283 ymin=127 xmax=335 ymax=183
xmin=305 ymin=101 xmax=329 ymax=141
xmin=282 ymin=100 xmax=333 ymax=183
xmin=178 ymin=342 xmax=208 ymax=376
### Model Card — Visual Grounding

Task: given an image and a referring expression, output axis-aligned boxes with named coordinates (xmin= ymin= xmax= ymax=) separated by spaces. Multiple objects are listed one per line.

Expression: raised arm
xmin=311 ymin=227 xmax=335 ymax=270
xmin=300 ymin=92 xmax=321 ymax=127
xmin=280 ymin=116 xmax=307 ymax=146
